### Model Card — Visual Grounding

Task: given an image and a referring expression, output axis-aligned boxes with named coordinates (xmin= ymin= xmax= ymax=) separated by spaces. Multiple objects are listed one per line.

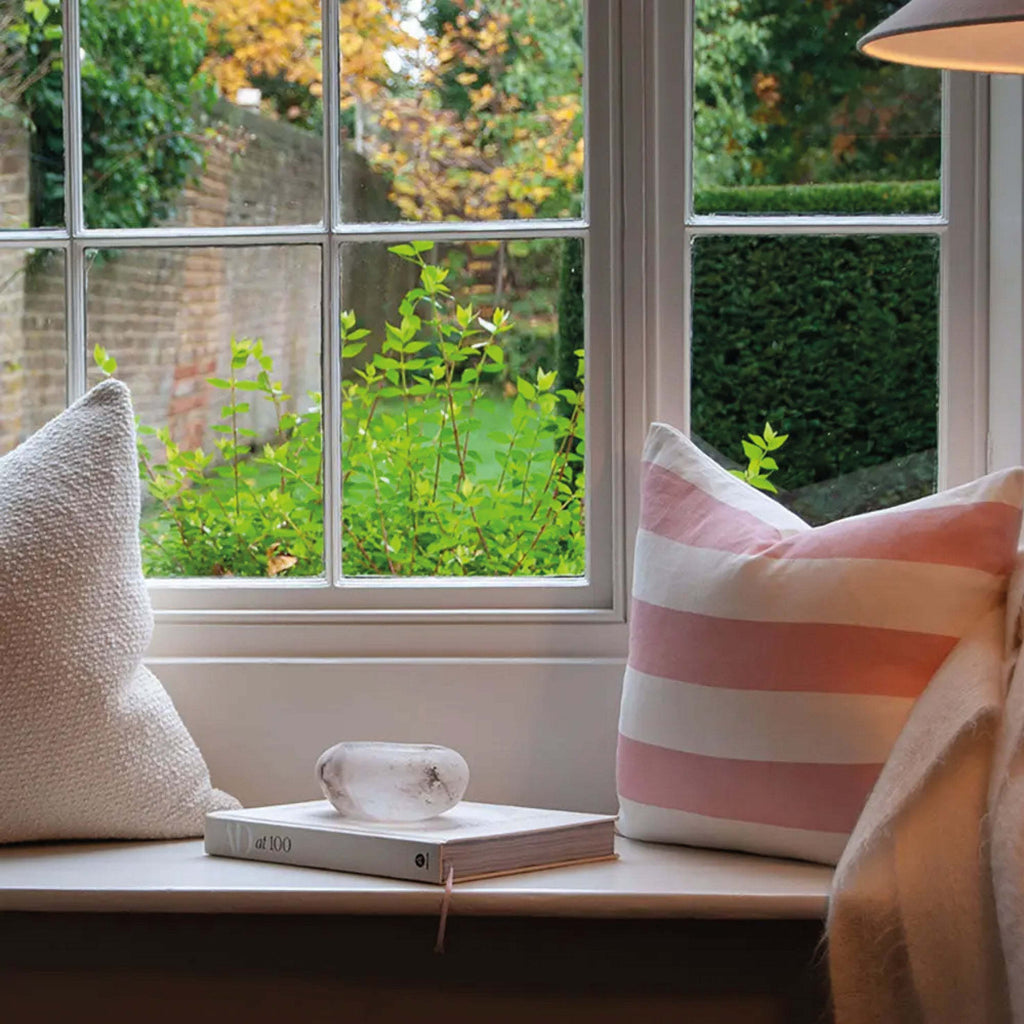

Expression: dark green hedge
xmin=690 ymin=232 xmax=939 ymax=489
xmin=552 ymin=180 xmax=940 ymax=492
xmin=693 ymin=180 xmax=940 ymax=216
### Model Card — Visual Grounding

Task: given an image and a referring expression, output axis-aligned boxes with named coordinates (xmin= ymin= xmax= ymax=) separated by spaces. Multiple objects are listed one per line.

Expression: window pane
xmin=85 ymin=245 xmax=323 ymax=578
xmin=692 ymin=0 xmax=941 ymax=215
xmin=340 ymin=0 xmax=584 ymax=223
xmin=82 ymin=0 xmax=323 ymax=229
xmin=1 ymin=0 xmax=64 ymax=229
xmin=0 ymin=247 xmax=64 ymax=454
xmin=691 ymin=234 xmax=939 ymax=523
xmin=339 ymin=236 xmax=584 ymax=576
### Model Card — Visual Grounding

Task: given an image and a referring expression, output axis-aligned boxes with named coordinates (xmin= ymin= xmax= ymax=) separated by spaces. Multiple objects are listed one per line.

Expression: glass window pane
xmin=82 ymin=0 xmax=323 ymax=229
xmin=691 ymin=234 xmax=939 ymax=523
xmin=339 ymin=236 xmax=584 ymax=576
xmin=1 ymin=0 xmax=64 ymax=229
xmin=0 ymin=247 xmax=64 ymax=454
xmin=692 ymin=0 xmax=941 ymax=215
xmin=85 ymin=245 xmax=323 ymax=578
xmin=340 ymin=0 xmax=584 ymax=223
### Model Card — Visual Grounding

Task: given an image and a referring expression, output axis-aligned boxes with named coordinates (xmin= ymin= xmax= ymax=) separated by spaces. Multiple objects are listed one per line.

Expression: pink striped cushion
xmin=616 ymin=423 xmax=1024 ymax=863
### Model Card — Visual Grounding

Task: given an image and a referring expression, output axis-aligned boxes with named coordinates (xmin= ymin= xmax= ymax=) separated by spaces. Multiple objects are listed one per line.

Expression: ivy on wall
xmin=16 ymin=0 xmax=213 ymax=230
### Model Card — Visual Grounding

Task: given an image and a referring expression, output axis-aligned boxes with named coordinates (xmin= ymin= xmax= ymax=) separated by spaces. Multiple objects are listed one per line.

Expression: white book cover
xmin=205 ymin=800 xmax=618 ymax=884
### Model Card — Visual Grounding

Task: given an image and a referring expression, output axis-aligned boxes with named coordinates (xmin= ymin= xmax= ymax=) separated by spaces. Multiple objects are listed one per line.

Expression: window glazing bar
xmin=688 ymin=215 xmax=946 ymax=235
xmin=66 ymin=219 xmax=590 ymax=248
xmin=322 ymin=0 xmax=343 ymax=583
xmin=0 ymin=231 xmax=69 ymax=247
xmin=63 ymin=0 xmax=86 ymax=402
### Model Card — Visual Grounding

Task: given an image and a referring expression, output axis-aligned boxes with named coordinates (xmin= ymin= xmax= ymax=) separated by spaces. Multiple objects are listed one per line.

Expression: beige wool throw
xmin=828 ymin=556 xmax=1024 ymax=1023
xmin=0 ymin=381 xmax=238 ymax=842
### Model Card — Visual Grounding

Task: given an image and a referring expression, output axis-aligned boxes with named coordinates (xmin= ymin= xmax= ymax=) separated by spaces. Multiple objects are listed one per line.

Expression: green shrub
xmin=555 ymin=236 xmax=584 ymax=483
xmin=99 ymin=242 xmax=585 ymax=578
xmin=731 ymin=422 xmax=788 ymax=493
xmin=556 ymin=236 xmax=584 ymax=401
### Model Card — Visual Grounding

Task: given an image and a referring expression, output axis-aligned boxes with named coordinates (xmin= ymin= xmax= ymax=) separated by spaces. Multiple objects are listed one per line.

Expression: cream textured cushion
xmin=616 ymin=422 xmax=1024 ymax=864
xmin=0 ymin=381 xmax=239 ymax=842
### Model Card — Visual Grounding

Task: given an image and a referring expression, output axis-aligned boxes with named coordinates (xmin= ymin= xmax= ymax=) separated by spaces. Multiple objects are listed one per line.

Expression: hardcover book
xmin=204 ymin=800 xmax=618 ymax=884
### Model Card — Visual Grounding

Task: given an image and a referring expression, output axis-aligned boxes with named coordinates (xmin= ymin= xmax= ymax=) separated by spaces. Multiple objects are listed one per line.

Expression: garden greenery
xmin=730 ymin=422 xmax=788 ymax=494
xmin=16 ymin=0 xmax=213 ymax=230
xmin=98 ymin=241 xmax=585 ymax=578
xmin=690 ymin=226 xmax=938 ymax=489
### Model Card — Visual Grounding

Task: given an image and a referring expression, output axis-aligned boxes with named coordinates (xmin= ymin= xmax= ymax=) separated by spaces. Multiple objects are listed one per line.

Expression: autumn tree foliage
xmin=189 ymin=0 xmax=422 ymax=130
xmin=189 ymin=0 xmax=583 ymax=221
xmin=694 ymin=0 xmax=940 ymax=188
xmin=365 ymin=0 xmax=583 ymax=221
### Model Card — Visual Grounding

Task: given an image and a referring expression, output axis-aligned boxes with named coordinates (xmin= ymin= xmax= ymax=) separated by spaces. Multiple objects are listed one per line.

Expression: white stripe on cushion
xmin=616 ymin=796 xmax=849 ymax=864
xmin=619 ymin=667 xmax=915 ymax=764
xmin=633 ymin=528 xmax=1007 ymax=635
xmin=644 ymin=424 xmax=808 ymax=531
xmin=644 ymin=421 xmax=1024 ymax=513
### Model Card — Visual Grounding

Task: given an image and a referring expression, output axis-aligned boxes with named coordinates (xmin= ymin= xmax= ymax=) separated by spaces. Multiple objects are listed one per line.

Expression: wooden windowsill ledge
xmin=0 ymin=834 xmax=832 ymax=918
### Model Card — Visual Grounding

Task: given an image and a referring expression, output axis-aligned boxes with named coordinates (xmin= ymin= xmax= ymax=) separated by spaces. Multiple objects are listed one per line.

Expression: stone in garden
xmin=316 ymin=741 xmax=470 ymax=822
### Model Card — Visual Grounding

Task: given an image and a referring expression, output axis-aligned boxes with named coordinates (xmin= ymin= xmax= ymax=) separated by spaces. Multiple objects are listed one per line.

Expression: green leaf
xmin=537 ymin=368 xmax=558 ymax=391
xmin=741 ymin=440 xmax=762 ymax=462
xmin=517 ymin=377 xmax=537 ymax=401
xmin=92 ymin=343 xmax=117 ymax=375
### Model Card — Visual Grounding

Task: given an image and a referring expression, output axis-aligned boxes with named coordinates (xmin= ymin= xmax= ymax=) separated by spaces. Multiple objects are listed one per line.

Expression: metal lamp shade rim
xmin=859 ymin=1 xmax=1024 ymax=71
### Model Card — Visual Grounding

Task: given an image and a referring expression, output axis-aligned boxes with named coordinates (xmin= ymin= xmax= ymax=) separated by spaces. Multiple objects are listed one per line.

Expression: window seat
xmin=0 ymin=837 xmax=834 ymax=1024
xmin=0 ymin=834 xmax=831 ymax=918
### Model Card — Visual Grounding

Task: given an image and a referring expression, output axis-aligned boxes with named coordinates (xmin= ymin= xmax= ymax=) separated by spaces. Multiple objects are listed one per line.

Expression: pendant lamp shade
xmin=859 ymin=0 xmax=1024 ymax=73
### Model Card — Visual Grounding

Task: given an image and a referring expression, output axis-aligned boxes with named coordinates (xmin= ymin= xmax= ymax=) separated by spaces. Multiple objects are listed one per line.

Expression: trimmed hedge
xmin=690 ymin=232 xmax=939 ymax=489
xmin=690 ymin=179 xmax=940 ymax=490
xmin=552 ymin=180 xmax=940 ymax=492
xmin=694 ymin=180 xmax=940 ymax=216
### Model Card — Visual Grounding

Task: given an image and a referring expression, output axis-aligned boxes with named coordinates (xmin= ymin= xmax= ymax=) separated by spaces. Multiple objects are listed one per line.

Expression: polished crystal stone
xmin=316 ymin=741 xmax=470 ymax=822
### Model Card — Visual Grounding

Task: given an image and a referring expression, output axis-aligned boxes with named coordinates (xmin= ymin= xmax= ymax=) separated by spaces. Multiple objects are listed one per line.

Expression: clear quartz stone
xmin=316 ymin=741 xmax=470 ymax=822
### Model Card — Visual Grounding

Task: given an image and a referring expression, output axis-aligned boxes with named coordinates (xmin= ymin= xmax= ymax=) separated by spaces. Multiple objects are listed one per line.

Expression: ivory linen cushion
xmin=0 ymin=380 xmax=239 ymax=843
xmin=616 ymin=422 xmax=1024 ymax=864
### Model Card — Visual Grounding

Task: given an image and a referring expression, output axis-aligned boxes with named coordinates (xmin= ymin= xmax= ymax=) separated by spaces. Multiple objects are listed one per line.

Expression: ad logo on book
xmin=224 ymin=822 xmax=255 ymax=856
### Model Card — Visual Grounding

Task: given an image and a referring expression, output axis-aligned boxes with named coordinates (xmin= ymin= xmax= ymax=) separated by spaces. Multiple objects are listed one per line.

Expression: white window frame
xmin=647 ymin=3 xmax=991 ymax=496
xmin=0 ymin=0 xmax=645 ymax=662
xmin=1 ymin=0 xmax=1007 ymax=671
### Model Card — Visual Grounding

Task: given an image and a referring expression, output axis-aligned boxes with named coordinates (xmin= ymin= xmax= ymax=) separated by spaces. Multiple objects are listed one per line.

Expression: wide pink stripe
xmin=640 ymin=461 xmax=782 ymax=554
xmin=629 ymin=599 xmax=957 ymax=698
xmin=766 ymin=502 xmax=1022 ymax=575
xmin=617 ymin=734 xmax=880 ymax=834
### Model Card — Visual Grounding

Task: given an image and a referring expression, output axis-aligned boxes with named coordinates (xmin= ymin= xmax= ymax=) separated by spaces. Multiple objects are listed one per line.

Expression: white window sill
xmin=0 ymin=835 xmax=832 ymax=919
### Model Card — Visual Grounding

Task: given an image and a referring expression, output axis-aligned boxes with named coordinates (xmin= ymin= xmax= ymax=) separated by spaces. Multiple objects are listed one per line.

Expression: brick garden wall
xmin=0 ymin=102 xmax=411 ymax=455
xmin=0 ymin=117 xmax=30 ymax=450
